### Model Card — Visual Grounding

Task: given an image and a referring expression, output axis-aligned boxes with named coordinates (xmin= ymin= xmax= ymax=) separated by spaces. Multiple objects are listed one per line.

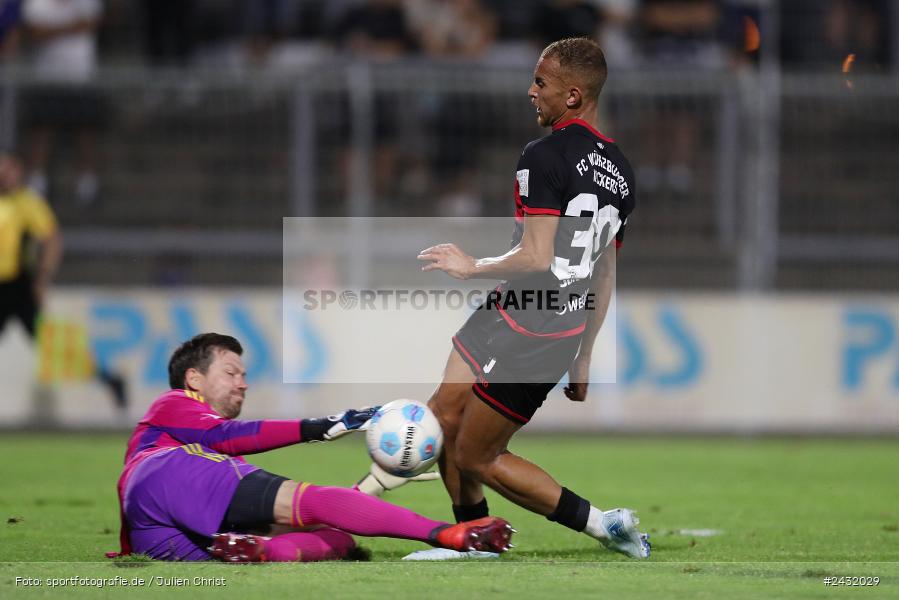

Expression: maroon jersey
xmin=499 ymin=118 xmax=636 ymax=337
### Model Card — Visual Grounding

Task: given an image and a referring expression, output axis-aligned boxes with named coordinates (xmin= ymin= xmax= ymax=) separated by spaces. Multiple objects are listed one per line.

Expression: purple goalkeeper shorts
xmin=123 ymin=445 xmax=259 ymax=561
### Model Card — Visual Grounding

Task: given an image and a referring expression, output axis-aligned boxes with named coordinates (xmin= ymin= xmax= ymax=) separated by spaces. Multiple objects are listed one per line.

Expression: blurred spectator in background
xmin=408 ymin=0 xmax=495 ymax=59
xmin=0 ymin=150 xmax=126 ymax=414
xmin=241 ymin=0 xmax=284 ymax=65
xmin=635 ymin=0 xmax=724 ymax=198
xmin=170 ymin=0 xmax=236 ymax=69
xmin=594 ymin=0 xmax=639 ymax=68
xmin=407 ymin=0 xmax=497 ymax=216
xmin=484 ymin=0 xmax=539 ymax=42
xmin=780 ymin=0 xmax=890 ymax=71
xmin=535 ymin=0 xmax=602 ymax=48
xmin=333 ymin=0 xmax=414 ymax=59
xmin=478 ymin=0 xmax=540 ymax=65
xmin=21 ymin=0 xmax=103 ymax=205
xmin=217 ymin=1 xmax=329 ymax=71
xmin=238 ymin=0 xmax=321 ymax=67
xmin=640 ymin=0 xmax=724 ymax=67
xmin=0 ymin=0 xmax=22 ymax=58
xmin=170 ymin=0 xmax=313 ymax=71
xmin=0 ymin=1 xmax=22 ymax=151
xmin=821 ymin=0 xmax=889 ymax=70
xmin=332 ymin=0 xmax=415 ymax=206
xmin=140 ymin=0 xmax=195 ymax=67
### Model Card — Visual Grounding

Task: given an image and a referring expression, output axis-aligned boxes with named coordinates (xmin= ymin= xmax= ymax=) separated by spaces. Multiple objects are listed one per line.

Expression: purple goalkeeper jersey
xmin=112 ymin=389 xmax=302 ymax=556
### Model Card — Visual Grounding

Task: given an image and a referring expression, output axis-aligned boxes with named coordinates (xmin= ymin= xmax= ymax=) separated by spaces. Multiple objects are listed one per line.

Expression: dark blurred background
xmin=0 ymin=0 xmax=894 ymax=291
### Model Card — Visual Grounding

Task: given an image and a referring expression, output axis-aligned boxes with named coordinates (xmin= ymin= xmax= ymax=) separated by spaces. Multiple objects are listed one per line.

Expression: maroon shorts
xmin=452 ymin=308 xmax=581 ymax=424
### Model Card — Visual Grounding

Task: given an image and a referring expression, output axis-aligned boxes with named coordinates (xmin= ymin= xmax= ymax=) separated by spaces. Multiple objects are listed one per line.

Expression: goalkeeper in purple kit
xmin=111 ymin=333 xmax=513 ymax=562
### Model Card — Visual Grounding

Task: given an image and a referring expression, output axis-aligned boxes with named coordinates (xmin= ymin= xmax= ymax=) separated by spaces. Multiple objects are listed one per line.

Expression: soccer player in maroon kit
xmin=416 ymin=38 xmax=650 ymax=559
xmin=112 ymin=333 xmax=513 ymax=562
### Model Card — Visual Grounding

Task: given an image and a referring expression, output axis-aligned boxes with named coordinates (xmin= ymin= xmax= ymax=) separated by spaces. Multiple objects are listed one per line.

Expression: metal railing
xmin=2 ymin=63 xmax=897 ymax=290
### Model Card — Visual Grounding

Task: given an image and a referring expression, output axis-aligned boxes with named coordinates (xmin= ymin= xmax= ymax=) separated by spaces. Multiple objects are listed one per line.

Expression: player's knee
xmin=428 ymin=389 xmax=465 ymax=440
xmin=431 ymin=405 xmax=459 ymax=442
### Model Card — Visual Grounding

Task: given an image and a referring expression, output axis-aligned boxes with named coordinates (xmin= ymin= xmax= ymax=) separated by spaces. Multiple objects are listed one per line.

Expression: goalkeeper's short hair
xmin=168 ymin=333 xmax=243 ymax=389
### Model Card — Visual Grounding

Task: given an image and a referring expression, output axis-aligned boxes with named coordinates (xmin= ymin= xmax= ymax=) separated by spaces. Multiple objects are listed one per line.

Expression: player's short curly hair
xmin=168 ymin=333 xmax=243 ymax=389
xmin=540 ymin=37 xmax=608 ymax=100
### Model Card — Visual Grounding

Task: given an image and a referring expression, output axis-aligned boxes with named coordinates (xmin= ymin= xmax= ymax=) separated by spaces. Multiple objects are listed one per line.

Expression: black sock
xmin=546 ymin=487 xmax=591 ymax=532
xmin=452 ymin=498 xmax=489 ymax=523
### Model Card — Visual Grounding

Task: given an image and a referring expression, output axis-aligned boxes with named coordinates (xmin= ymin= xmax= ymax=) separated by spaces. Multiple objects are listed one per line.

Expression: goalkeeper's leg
xmin=210 ymin=528 xmax=363 ymax=562
xmin=272 ymin=482 xmax=512 ymax=552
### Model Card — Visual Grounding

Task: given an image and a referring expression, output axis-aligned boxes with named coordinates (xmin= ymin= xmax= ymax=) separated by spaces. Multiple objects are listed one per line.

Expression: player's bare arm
xmin=417 ymin=214 xmax=559 ymax=280
xmin=564 ymin=245 xmax=616 ymax=402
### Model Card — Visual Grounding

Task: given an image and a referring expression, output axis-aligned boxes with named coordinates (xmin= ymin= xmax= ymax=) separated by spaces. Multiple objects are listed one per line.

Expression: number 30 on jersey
xmin=551 ymin=193 xmax=621 ymax=282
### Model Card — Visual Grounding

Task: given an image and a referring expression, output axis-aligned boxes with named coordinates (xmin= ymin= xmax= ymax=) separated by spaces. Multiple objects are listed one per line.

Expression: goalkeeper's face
xmin=190 ymin=349 xmax=248 ymax=419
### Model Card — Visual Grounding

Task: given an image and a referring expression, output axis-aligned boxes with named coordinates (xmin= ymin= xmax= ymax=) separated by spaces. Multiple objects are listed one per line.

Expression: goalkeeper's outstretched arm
xmin=150 ymin=398 xmax=380 ymax=456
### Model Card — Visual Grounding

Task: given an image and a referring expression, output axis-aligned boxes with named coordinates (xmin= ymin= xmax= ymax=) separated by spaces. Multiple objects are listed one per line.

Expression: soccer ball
xmin=366 ymin=399 xmax=443 ymax=477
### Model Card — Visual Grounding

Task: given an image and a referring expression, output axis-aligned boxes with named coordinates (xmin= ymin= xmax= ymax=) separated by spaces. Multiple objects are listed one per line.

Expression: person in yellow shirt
xmin=0 ymin=150 xmax=126 ymax=411
xmin=0 ymin=151 xmax=61 ymax=335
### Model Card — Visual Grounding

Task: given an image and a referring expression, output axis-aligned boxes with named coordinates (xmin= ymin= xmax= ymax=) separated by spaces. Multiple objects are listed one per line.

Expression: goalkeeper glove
xmin=301 ymin=406 xmax=380 ymax=442
xmin=355 ymin=463 xmax=441 ymax=497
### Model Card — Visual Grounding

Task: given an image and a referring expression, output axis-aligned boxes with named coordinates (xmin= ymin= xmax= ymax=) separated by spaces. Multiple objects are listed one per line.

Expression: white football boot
xmin=600 ymin=508 xmax=651 ymax=559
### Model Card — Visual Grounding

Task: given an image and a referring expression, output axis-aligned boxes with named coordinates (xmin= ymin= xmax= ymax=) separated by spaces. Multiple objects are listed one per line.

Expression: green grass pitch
xmin=1 ymin=433 xmax=897 ymax=598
